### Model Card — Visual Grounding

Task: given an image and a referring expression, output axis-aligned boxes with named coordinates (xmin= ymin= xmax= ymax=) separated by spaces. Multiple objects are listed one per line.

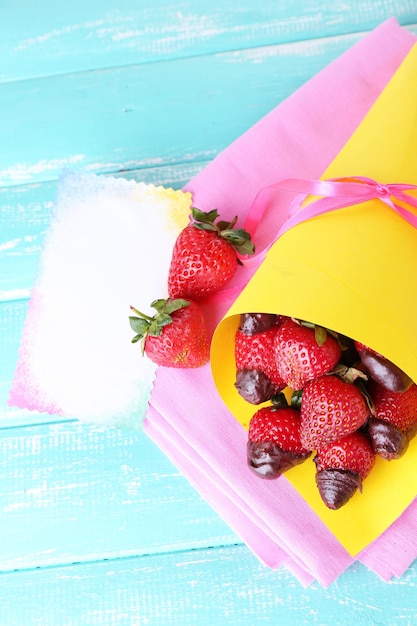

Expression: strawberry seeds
xmin=237 ymin=313 xmax=417 ymax=510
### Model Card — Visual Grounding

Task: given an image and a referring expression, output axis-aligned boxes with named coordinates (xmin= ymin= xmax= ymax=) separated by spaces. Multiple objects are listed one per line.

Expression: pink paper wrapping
xmin=144 ymin=19 xmax=417 ymax=586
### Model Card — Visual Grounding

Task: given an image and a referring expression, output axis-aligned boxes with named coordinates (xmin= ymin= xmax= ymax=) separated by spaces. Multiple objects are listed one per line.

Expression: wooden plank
xmin=0 ymin=32 xmax=395 ymax=188
xmin=0 ymin=421 xmax=239 ymax=571
xmin=0 ymin=546 xmax=416 ymax=625
xmin=0 ymin=183 xmax=54 ymax=301
xmin=1 ymin=2 xmax=416 ymax=82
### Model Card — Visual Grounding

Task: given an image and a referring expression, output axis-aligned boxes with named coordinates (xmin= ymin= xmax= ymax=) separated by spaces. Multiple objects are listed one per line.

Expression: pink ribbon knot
xmin=208 ymin=176 xmax=417 ymax=303
xmin=242 ymin=176 xmax=417 ymax=264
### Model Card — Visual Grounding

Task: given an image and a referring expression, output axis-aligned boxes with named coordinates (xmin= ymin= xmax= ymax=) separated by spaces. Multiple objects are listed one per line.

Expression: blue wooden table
xmin=2 ymin=3 xmax=417 ymax=624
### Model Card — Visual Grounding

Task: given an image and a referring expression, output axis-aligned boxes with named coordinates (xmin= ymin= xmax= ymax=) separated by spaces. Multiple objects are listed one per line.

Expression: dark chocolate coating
xmin=239 ymin=313 xmax=278 ymax=335
xmin=360 ymin=349 xmax=413 ymax=393
xmin=315 ymin=468 xmax=362 ymax=509
xmin=247 ymin=441 xmax=310 ymax=479
xmin=368 ymin=417 xmax=409 ymax=460
xmin=235 ymin=369 xmax=276 ymax=404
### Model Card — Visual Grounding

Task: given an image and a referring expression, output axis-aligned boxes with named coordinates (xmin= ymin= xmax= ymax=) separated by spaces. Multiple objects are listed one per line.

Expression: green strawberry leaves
xmin=129 ymin=317 xmax=151 ymax=343
xmin=294 ymin=318 xmax=345 ymax=348
xmin=190 ymin=207 xmax=255 ymax=256
xmin=151 ymin=298 xmax=189 ymax=317
xmin=271 ymin=391 xmax=290 ymax=410
xmin=191 ymin=208 xmax=219 ymax=229
xmin=314 ymin=325 xmax=328 ymax=347
xmin=129 ymin=298 xmax=190 ymax=352
xmin=221 ymin=227 xmax=255 ymax=256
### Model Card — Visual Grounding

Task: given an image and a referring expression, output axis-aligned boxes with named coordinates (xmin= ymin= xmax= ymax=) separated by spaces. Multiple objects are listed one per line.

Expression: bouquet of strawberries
xmin=130 ymin=195 xmax=417 ymax=513
xmin=236 ymin=313 xmax=417 ymax=509
xmin=131 ymin=35 xmax=417 ymax=533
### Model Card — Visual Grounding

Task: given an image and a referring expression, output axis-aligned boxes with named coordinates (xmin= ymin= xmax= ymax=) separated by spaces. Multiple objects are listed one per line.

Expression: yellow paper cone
xmin=211 ymin=43 xmax=417 ymax=555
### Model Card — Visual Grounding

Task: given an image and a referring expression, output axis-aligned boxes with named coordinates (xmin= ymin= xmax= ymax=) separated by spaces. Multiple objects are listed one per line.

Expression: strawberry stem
xmin=332 ymin=363 xmax=368 ymax=384
xmin=271 ymin=392 xmax=289 ymax=409
xmin=190 ymin=207 xmax=255 ymax=256
xmin=130 ymin=305 xmax=153 ymax=322
xmin=129 ymin=298 xmax=191 ymax=346
xmin=291 ymin=389 xmax=303 ymax=410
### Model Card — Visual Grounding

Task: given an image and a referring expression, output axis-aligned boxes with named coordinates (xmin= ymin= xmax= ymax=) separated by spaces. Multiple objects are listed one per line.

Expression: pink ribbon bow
xmin=243 ymin=175 xmax=417 ymax=265
xmin=206 ymin=176 xmax=417 ymax=305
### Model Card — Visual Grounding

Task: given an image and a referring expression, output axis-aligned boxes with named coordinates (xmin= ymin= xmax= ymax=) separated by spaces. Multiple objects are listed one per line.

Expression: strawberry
xmin=354 ymin=341 xmax=413 ymax=393
xmin=367 ymin=382 xmax=417 ymax=460
xmin=129 ymin=298 xmax=210 ymax=368
xmin=247 ymin=397 xmax=311 ymax=479
xmin=167 ymin=207 xmax=254 ymax=301
xmin=274 ymin=318 xmax=342 ymax=390
xmin=300 ymin=375 xmax=369 ymax=450
xmin=314 ymin=431 xmax=375 ymax=509
xmin=234 ymin=324 xmax=286 ymax=404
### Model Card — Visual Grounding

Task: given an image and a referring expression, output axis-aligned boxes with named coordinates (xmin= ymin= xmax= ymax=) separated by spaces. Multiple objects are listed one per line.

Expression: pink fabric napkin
xmin=145 ymin=19 xmax=417 ymax=586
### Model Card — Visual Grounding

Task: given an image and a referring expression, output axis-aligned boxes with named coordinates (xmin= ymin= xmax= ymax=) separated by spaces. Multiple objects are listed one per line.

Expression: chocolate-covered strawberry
xmin=247 ymin=396 xmax=311 ymax=479
xmin=235 ymin=320 xmax=286 ymax=404
xmin=367 ymin=381 xmax=417 ymax=460
xmin=314 ymin=431 xmax=375 ymax=509
xmin=239 ymin=312 xmax=280 ymax=335
xmin=354 ymin=341 xmax=413 ymax=393
xmin=235 ymin=369 xmax=277 ymax=406
xmin=300 ymin=375 xmax=370 ymax=450
xmin=274 ymin=318 xmax=342 ymax=390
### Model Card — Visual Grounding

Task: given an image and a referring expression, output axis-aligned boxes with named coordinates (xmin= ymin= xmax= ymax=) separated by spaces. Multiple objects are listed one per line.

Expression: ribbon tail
xmin=241 ymin=177 xmax=417 ymax=268
xmin=391 ymin=200 xmax=417 ymax=229
xmin=277 ymin=194 xmax=366 ymax=238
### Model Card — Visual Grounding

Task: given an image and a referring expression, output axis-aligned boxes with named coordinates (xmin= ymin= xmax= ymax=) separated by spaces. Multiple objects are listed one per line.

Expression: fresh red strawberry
xmin=314 ymin=431 xmax=375 ymax=509
xmin=354 ymin=341 xmax=413 ymax=393
xmin=367 ymin=382 xmax=417 ymax=460
xmin=129 ymin=298 xmax=210 ymax=368
xmin=167 ymin=208 xmax=254 ymax=301
xmin=300 ymin=375 xmax=369 ymax=450
xmin=274 ymin=318 xmax=342 ymax=390
xmin=247 ymin=399 xmax=311 ymax=479
xmin=234 ymin=325 xmax=286 ymax=404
